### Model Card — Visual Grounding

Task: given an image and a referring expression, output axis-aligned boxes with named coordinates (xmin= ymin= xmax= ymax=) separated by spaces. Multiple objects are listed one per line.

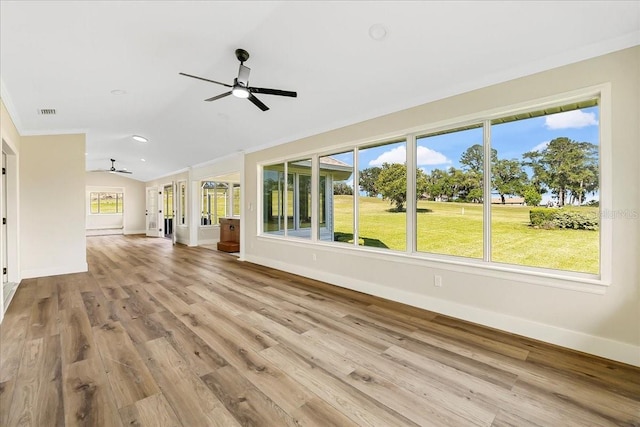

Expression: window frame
xmin=89 ymin=191 xmax=124 ymax=215
xmin=200 ymin=181 xmax=229 ymax=227
xmin=232 ymin=183 xmax=241 ymax=217
xmin=257 ymin=84 xmax=611 ymax=291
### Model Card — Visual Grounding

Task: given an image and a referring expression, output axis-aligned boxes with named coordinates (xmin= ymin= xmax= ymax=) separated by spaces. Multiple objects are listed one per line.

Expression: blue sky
xmin=330 ymin=106 xmax=600 ymax=202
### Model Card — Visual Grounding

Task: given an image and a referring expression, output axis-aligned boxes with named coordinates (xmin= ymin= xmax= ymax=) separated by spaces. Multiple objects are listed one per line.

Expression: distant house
xmin=491 ymin=197 xmax=525 ymax=205
xmin=263 ymin=157 xmax=352 ymax=239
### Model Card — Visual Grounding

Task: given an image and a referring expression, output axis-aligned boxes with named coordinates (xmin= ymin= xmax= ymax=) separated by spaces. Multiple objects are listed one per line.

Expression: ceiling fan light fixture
xmin=132 ymin=135 xmax=148 ymax=143
xmin=232 ymin=86 xmax=250 ymax=99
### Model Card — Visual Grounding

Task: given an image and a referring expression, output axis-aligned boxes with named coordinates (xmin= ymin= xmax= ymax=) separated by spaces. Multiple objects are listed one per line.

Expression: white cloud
xmin=545 ymin=110 xmax=598 ymax=129
xmin=531 ymin=140 xmax=549 ymax=152
xmin=369 ymin=146 xmax=406 ymax=166
xmin=368 ymin=146 xmax=450 ymax=167
xmin=417 ymin=146 xmax=450 ymax=166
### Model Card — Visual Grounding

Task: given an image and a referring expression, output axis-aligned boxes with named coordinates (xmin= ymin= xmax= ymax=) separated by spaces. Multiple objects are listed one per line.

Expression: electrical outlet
xmin=434 ymin=275 xmax=442 ymax=287
xmin=312 ymin=253 xmax=317 ymax=261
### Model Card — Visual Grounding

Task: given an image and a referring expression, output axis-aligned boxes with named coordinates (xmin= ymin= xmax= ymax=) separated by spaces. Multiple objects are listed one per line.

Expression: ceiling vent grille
xmin=38 ymin=108 xmax=56 ymax=115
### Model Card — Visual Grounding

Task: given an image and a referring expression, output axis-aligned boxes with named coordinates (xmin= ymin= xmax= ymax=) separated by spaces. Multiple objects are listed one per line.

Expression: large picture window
xmin=263 ymin=164 xmax=285 ymax=233
xmin=90 ymin=192 xmax=124 ymax=214
xmin=490 ymin=102 xmax=599 ymax=274
xmin=358 ymin=140 xmax=407 ymax=251
xmin=319 ymin=151 xmax=354 ymax=243
xmin=416 ymin=126 xmax=484 ymax=258
xmin=260 ymin=95 xmax=602 ymax=280
xmin=262 ymin=160 xmax=313 ymax=239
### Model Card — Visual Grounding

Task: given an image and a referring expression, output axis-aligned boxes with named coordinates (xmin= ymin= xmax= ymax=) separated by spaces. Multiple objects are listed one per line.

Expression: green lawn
xmin=332 ymin=195 xmax=599 ymax=274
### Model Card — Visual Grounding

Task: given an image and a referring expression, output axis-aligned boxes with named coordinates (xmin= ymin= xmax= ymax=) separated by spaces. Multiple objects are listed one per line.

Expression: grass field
xmin=332 ymin=195 xmax=599 ymax=274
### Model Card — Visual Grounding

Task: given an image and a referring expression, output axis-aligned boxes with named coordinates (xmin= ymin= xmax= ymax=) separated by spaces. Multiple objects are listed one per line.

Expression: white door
xmin=146 ymin=186 xmax=163 ymax=237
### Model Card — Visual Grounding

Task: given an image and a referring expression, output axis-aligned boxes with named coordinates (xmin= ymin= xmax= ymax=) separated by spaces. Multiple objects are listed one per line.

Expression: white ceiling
xmin=1 ymin=1 xmax=638 ymax=181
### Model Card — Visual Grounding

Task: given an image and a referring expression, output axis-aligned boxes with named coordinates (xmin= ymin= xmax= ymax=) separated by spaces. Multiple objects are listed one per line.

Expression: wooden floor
xmin=1 ymin=235 xmax=639 ymax=426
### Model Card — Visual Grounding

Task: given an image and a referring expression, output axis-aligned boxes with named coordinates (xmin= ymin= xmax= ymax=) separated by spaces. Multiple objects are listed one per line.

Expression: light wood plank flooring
xmin=1 ymin=235 xmax=639 ymax=426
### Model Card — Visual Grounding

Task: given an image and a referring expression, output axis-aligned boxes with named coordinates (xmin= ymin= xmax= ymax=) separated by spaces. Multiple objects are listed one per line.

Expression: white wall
xmin=20 ymin=133 xmax=87 ymax=278
xmin=243 ymin=47 xmax=640 ymax=366
xmin=85 ymin=173 xmax=146 ymax=234
xmin=189 ymin=153 xmax=244 ymax=247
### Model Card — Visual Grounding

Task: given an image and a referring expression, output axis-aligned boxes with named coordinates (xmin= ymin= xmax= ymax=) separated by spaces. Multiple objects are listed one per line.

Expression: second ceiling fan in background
xmin=180 ymin=48 xmax=297 ymax=111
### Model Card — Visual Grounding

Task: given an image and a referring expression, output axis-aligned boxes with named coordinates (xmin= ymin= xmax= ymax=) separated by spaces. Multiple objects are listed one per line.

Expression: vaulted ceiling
xmin=1 ymin=1 xmax=638 ymax=181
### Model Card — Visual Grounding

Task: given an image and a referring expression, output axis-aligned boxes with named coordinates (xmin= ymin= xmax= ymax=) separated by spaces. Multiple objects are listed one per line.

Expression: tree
xmin=416 ymin=168 xmax=430 ymax=200
xmin=376 ymin=163 xmax=407 ymax=211
xmin=467 ymin=187 xmax=484 ymax=203
xmin=333 ymin=182 xmax=353 ymax=195
xmin=426 ymin=168 xmax=451 ymax=201
xmin=523 ymin=185 xmax=542 ymax=206
xmin=493 ymin=159 xmax=528 ymax=204
xmin=359 ymin=167 xmax=381 ymax=197
xmin=374 ymin=163 xmax=429 ymax=211
xmin=460 ymin=144 xmax=497 ymax=174
xmin=522 ymin=150 xmax=548 ymax=196
xmin=459 ymin=144 xmax=496 ymax=203
xmin=523 ymin=137 xmax=598 ymax=206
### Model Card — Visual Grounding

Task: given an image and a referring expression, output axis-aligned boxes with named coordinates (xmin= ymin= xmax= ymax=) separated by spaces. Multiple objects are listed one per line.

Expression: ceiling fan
xmin=94 ymin=159 xmax=132 ymax=174
xmin=179 ymin=48 xmax=297 ymax=111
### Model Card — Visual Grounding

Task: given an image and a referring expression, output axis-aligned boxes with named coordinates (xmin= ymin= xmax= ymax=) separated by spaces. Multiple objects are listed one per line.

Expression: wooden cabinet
xmin=217 ymin=218 xmax=240 ymax=252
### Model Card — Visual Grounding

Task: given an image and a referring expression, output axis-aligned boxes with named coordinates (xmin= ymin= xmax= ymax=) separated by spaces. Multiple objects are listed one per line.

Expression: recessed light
xmin=132 ymin=135 xmax=148 ymax=143
xmin=140 ymin=158 xmax=146 ymax=162
xmin=111 ymin=89 xmax=127 ymax=95
xmin=368 ymin=23 xmax=388 ymax=41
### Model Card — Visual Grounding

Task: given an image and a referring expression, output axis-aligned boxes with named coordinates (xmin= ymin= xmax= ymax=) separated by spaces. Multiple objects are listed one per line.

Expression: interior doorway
xmin=163 ymin=184 xmax=174 ymax=239
xmin=1 ymin=142 xmax=19 ymax=316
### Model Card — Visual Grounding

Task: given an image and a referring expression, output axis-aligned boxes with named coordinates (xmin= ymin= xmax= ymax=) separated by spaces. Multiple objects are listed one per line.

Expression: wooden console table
xmin=217 ymin=218 xmax=240 ymax=252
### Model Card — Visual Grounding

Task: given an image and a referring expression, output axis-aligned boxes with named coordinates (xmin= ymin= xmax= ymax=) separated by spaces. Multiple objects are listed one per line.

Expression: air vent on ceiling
xmin=37 ymin=108 xmax=56 ymax=115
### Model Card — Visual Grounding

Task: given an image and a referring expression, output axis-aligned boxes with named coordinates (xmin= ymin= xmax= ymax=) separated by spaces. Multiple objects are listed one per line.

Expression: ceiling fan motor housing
xmin=235 ymin=48 xmax=250 ymax=63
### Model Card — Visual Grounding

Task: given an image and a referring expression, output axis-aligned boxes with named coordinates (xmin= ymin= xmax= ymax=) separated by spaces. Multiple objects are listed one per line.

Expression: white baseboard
xmin=245 ymin=254 xmax=640 ymax=367
xmin=86 ymin=228 xmax=123 ymax=236
xmin=198 ymin=239 xmax=219 ymax=245
xmin=124 ymin=229 xmax=146 ymax=235
xmin=21 ymin=262 xmax=88 ymax=279
xmin=176 ymin=237 xmax=190 ymax=245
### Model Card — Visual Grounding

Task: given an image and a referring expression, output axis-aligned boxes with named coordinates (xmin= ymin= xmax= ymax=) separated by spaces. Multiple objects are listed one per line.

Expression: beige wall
xmin=20 ymin=134 xmax=86 ymax=278
xmin=85 ymin=172 xmax=146 ymax=234
xmin=244 ymin=47 xmax=640 ymax=366
xmin=185 ymin=153 xmax=244 ymax=246
xmin=1 ymin=100 xmax=21 ymax=148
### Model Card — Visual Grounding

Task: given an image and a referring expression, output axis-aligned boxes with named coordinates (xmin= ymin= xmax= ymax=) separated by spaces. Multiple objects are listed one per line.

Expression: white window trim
xmin=88 ymin=190 xmax=124 ymax=215
xmin=177 ymin=180 xmax=188 ymax=227
xmin=257 ymin=83 xmax=611 ymax=291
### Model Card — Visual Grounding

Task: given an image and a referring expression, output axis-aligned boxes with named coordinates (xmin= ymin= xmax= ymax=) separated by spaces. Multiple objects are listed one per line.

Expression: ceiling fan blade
xmin=179 ymin=72 xmax=232 ymax=88
xmin=204 ymin=92 xmax=232 ymax=102
xmin=248 ymin=94 xmax=269 ymax=111
xmin=116 ymin=170 xmax=133 ymax=174
xmin=249 ymin=87 xmax=297 ymax=97
xmin=237 ymin=64 xmax=250 ymax=86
